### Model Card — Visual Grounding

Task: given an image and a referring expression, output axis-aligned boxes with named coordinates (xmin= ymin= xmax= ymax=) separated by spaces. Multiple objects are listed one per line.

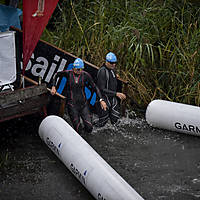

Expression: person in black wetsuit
xmin=51 ymin=58 xmax=107 ymax=134
xmin=96 ymin=52 xmax=126 ymax=127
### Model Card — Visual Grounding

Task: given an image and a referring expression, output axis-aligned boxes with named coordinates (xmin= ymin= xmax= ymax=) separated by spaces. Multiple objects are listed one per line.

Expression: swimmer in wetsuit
xmin=96 ymin=52 xmax=126 ymax=127
xmin=51 ymin=58 xmax=107 ymax=134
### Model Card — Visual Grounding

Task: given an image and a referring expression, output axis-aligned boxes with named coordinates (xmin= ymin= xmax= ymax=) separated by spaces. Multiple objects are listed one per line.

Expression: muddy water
xmin=0 ymin=112 xmax=200 ymax=200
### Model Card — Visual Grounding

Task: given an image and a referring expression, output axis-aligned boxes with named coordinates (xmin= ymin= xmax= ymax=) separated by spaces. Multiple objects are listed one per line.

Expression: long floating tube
xmin=146 ymin=99 xmax=200 ymax=136
xmin=38 ymin=115 xmax=143 ymax=200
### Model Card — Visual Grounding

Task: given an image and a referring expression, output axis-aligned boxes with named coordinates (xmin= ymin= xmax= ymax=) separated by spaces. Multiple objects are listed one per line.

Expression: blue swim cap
xmin=73 ymin=58 xmax=84 ymax=69
xmin=106 ymin=52 xmax=117 ymax=62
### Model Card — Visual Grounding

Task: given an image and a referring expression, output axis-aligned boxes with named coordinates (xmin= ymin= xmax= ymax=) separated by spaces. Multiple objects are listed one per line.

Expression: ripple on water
xmin=1 ymin=112 xmax=200 ymax=200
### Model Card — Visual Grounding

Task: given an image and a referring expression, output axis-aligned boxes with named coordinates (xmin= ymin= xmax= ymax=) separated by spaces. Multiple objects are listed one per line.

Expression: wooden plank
xmin=23 ymin=75 xmax=66 ymax=99
xmin=0 ymin=95 xmax=48 ymax=120
xmin=0 ymin=84 xmax=47 ymax=106
xmin=23 ymin=75 xmax=66 ymax=117
xmin=0 ymin=111 xmax=41 ymax=123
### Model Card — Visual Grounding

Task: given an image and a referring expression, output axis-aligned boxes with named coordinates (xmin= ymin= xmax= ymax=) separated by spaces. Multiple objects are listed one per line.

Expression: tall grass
xmin=41 ymin=0 xmax=200 ymax=109
xmin=0 ymin=152 xmax=9 ymax=169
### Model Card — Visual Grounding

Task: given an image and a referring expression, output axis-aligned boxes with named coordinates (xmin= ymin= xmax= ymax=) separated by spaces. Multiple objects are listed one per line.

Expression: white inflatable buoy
xmin=145 ymin=99 xmax=200 ymax=136
xmin=38 ymin=115 xmax=143 ymax=200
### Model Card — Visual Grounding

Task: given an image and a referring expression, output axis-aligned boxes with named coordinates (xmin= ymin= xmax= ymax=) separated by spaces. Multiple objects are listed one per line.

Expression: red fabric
xmin=23 ymin=0 xmax=59 ymax=74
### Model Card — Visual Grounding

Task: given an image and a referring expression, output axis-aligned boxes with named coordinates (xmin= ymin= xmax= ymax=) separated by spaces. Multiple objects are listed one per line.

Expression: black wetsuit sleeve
xmin=97 ymin=68 xmax=116 ymax=97
xmin=52 ymin=71 xmax=67 ymax=86
xmin=85 ymin=72 xmax=103 ymax=100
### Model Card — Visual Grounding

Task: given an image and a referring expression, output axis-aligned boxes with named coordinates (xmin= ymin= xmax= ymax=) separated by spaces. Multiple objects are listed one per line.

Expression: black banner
xmin=14 ymin=29 xmax=122 ymax=92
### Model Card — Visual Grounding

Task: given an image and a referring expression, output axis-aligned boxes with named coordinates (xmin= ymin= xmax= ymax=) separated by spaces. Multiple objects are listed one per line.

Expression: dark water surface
xmin=0 ymin=112 xmax=200 ymax=200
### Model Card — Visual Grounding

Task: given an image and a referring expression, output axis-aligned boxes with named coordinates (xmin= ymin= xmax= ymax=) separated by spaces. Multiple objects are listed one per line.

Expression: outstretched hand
xmin=116 ymin=92 xmax=126 ymax=100
xmin=51 ymin=86 xmax=57 ymax=95
xmin=100 ymin=100 xmax=107 ymax=111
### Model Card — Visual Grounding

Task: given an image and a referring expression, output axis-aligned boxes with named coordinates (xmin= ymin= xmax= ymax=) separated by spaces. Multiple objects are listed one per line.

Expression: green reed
xmin=0 ymin=152 xmax=9 ymax=169
xmin=41 ymin=0 xmax=200 ymax=109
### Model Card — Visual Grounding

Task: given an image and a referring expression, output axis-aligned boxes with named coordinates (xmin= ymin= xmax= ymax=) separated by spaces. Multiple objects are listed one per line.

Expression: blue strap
xmin=57 ymin=77 xmax=67 ymax=94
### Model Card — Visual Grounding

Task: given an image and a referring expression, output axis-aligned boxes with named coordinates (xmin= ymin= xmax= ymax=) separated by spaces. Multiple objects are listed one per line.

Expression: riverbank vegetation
xmin=0 ymin=152 xmax=9 ymax=169
xmin=41 ymin=0 xmax=200 ymax=109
